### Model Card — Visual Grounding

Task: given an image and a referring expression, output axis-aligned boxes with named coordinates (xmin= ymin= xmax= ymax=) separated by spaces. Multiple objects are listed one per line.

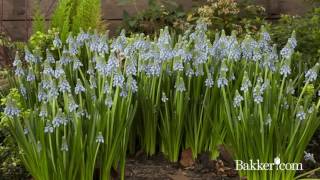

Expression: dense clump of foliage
xmin=2 ymin=22 xmax=319 ymax=179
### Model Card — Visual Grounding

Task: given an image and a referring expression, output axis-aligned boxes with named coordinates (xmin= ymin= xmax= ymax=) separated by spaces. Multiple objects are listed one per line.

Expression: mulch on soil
xmin=125 ymin=149 xmax=239 ymax=180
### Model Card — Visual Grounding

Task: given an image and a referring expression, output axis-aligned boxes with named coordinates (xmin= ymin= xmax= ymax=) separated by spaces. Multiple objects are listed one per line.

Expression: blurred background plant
xmin=184 ymin=0 xmax=268 ymax=36
xmin=119 ymin=0 xmax=269 ymax=37
xmin=119 ymin=0 xmax=186 ymax=35
xmin=31 ymin=0 xmax=105 ymax=43
xmin=271 ymin=7 xmax=320 ymax=70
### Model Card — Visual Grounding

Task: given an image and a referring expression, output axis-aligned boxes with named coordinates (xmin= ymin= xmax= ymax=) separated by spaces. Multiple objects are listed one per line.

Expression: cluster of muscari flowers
xmin=6 ymin=21 xmax=320 ymax=142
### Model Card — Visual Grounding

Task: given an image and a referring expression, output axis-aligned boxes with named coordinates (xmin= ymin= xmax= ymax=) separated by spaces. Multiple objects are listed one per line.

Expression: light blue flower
xmin=205 ymin=74 xmax=214 ymax=88
xmin=96 ymin=132 xmax=104 ymax=143
xmin=175 ymin=78 xmax=186 ymax=92
xmin=4 ymin=99 xmax=20 ymax=118
xmin=161 ymin=92 xmax=168 ymax=103
xmin=233 ymin=91 xmax=244 ymax=107
xmin=58 ymin=78 xmax=71 ymax=93
xmin=217 ymin=76 xmax=228 ymax=88
xmin=75 ymin=79 xmax=85 ymax=94
xmin=53 ymin=34 xmax=62 ymax=49
xmin=105 ymin=96 xmax=113 ymax=108
xmin=44 ymin=122 xmax=54 ymax=133
xmin=280 ymin=64 xmax=291 ymax=78
xmin=113 ymin=73 xmax=125 ymax=88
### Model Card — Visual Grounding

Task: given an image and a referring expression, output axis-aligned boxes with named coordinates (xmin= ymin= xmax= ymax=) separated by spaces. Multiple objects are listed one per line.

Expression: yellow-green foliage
xmin=73 ymin=0 xmax=104 ymax=33
xmin=51 ymin=0 xmax=74 ymax=41
xmin=32 ymin=0 xmax=46 ymax=34
xmin=50 ymin=0 xmax=104 ymax=41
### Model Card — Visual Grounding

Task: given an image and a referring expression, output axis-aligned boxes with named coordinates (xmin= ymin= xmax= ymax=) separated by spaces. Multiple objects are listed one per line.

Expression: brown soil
xmin=125 ymin=152 xmax=239 ymax=180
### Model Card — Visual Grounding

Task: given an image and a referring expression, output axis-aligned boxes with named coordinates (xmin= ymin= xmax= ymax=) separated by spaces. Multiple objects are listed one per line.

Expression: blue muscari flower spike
xmin=185 ymin=64 xmax=194 ymax=78
xmin=44 ymin=122 xmax=54 ymax=133
xmin=233 ymin=91 xmax=244 ymax=108
xmin=296 ymin=106 xmax=306 ymax=121
xmin=23 ymin=128 xmax=29 ymax=135
xmin=217 ymin=76 xmax=228 ymax=88
xmin=253 ymin=77 xmax=267 ymax=104
xmin=60 ymin=47 xmax=71 ymax=65
xmin=113 ymin=73 xmax=125 ymax=88
xmin=46 ymin=49 xmax=55 ymax=63
xmin=252 ymin=47 xmax=262 ymax=62
xmin=52 ymin=109 xmax=67 ymax=128
xmin=161 ymin=92 xmax=168 ymax=103
xmin=76 ymin=29 xmax=90 ymax=45
xmin=288 ymin=31 xmax=297 ymax=49
xmin=158 ymin=27 xmax=171 ymax=47
xmin=240 ymin=72 xmax=252 ymax=92
xmin=95 ymin=55 xmax=109 ymax=76
xmin=120 ymin=87 xmax=128 ymax=97
xmin=228 ymin=35 xmax=241 ymax=61
xmin=305 ymin=63 xmax=319 ymax=82
xmin=304 ymin=151 xmax=316 ymax=163
xmin=53 ymin=33 xmax=62 ymax=49
xmin=96 ymin=132 xmax=104 ymax=143
xmin=96 ymin=34 xmax=109 ymax=54
xmin=105 ymin=53 xmax=120 ymax=75
xmin=127 ymin=78 xmax=138 ymax=93
xmin=58 ymin=77 xmax=71 ymax=93
xmin=68 ymin=95 xmax=78 ymax=113
xmin=69 ymin=42 xmax=79 ymax=56
xmin=205 ymin=73 xmax=214 ymax=88
xmin=39 ymin=103 xmax=48 ymax=117
xmin=42 ymin=62 xmax=54 ymax=76
xmin=103 ymin=80 xmax=111 ymax=94
xmin=15 ymin=64 xmax=25 ymax=77
xmin=175 ymin=77 xmax=186 ymax=92
xmin=66 ymin=33 xmax=74 ymax=44
xmin=48 ymin=84 xmax=59 ymax=100
xmin=4 ymin=99 xmax=20 ymax=118
xmin=173 ymin=61 xmax=184 ymax=72
xmin=105 ymin=96 xmax=113 ymax=108
xmin=89 ymin=75 xmax=97 ymax=89
xmin=73 ymin=57 xmax=83 ymax=70
xmin=13 ymin=52 xmax=21 ymax=67
xmin=38 ymin=87 xmax=47 ymax=102
xmin=20 ymin=85 xmax=27 ymax=97
xmin=75 ymin=79 xmax=86 ymax=94
xmin=241 ymin=35 xmax=257 ymax=61
xmin=280 ymin=63 xmax=291 ymax=78
xmin=24 ymin=47 xmax=36 ymax=64
xmin=125 ymin=60 xmax=137 ymax=76
xmin=89 ymin=33 xmax=99 ymax=52
xmin=194 ymin=65 xmax=204 ymax=77
xmin=280 ymin=45 xmax=293 ymax=60
xmin=54 ymin=62 xmax=65 ymax=79
xmin=111 ymin=30 xmax=127 ymax=52
xmin=26 ymin=68 xmax=35 ymax=82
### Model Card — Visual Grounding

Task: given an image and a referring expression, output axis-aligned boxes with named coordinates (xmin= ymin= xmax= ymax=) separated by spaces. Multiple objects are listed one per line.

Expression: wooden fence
xmin=0 ymin=0 xmax=314 ymax=41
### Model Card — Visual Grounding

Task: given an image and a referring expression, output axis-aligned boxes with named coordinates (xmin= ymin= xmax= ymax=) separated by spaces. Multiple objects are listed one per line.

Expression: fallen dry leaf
xmin=179 ymin=148 xmax=195 ymax=168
